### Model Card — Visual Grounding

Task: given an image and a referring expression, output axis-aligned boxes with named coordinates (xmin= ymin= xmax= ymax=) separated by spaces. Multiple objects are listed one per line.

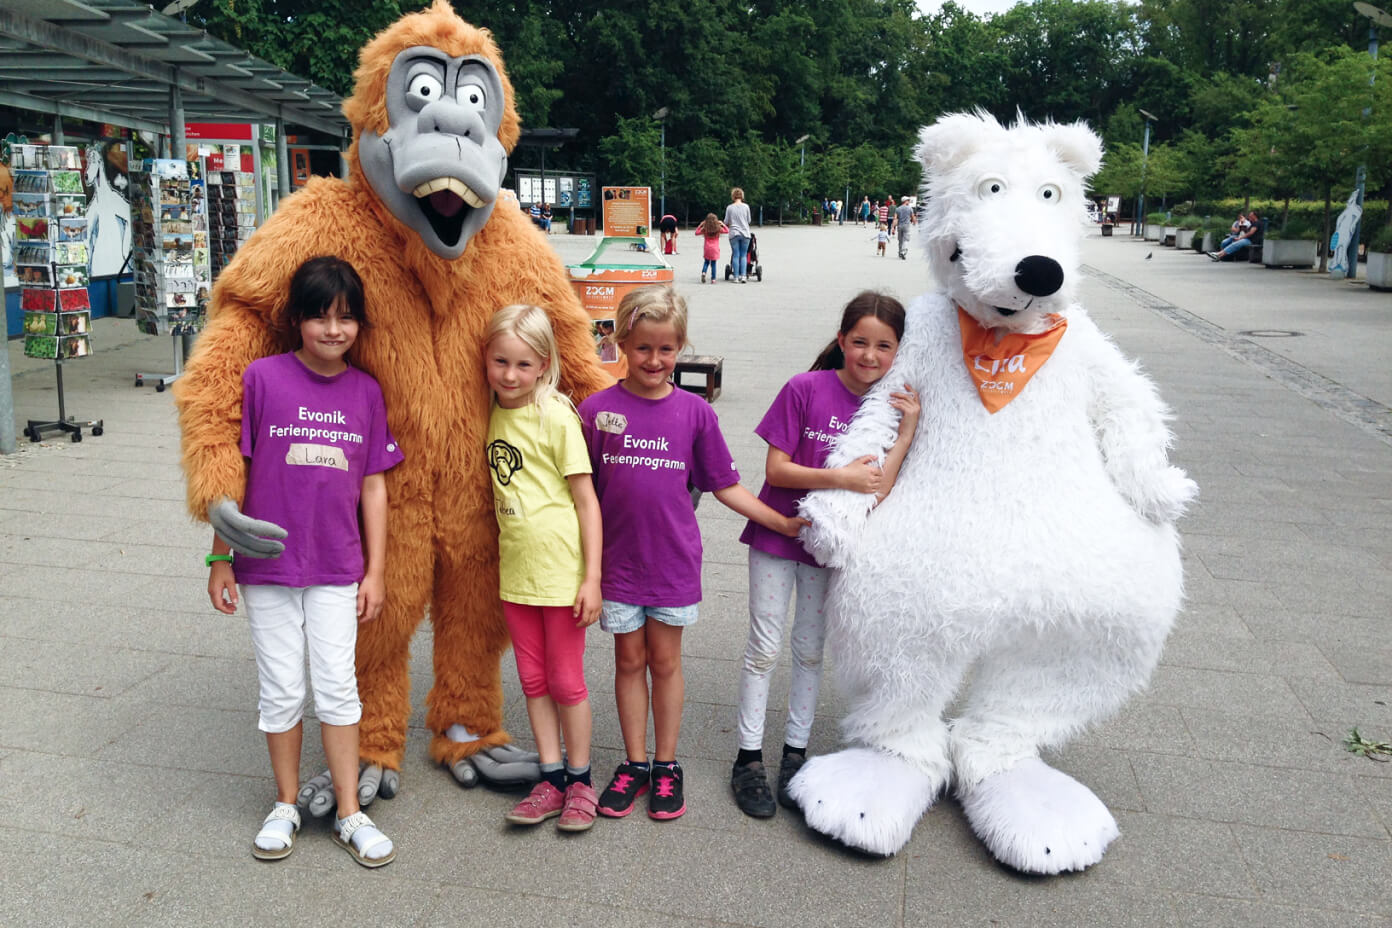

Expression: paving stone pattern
xmin=2 ymin=224 xmax=1389 ymax=927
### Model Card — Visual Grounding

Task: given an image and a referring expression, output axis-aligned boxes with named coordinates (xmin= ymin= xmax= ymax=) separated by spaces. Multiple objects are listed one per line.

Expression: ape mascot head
xmin=345 ymin=0 xmax=520 ymax=259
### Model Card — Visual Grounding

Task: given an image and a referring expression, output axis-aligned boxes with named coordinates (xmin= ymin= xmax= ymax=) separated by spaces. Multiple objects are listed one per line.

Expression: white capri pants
xmin=241 ymin=583 xmax=362 ymax=733
xmin=736 ymin=548 xmax=830 ymax=751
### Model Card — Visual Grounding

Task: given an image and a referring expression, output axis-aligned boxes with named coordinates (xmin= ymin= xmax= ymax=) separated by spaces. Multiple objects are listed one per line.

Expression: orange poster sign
xmin=602 ymin=186 xmax=651 ymax=237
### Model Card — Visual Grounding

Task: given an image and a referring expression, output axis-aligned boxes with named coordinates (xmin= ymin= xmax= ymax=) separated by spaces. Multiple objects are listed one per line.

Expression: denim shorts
xmin=600 ymin=600 xmax=699 ymax=635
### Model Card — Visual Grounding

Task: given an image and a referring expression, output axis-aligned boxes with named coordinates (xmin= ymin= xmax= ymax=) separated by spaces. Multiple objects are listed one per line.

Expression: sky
xmin=917 ymin=0 xmax=1023 ymax=16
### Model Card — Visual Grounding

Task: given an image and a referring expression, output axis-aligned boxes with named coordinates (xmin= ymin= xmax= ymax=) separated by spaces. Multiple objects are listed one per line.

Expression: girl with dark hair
xmin=207 ymin=254 xmax=402 ymax=867
xmin=695 ymin=212 xmax=728 ymax=283
xmin=730 ymin=290 xmax=920 ymax=818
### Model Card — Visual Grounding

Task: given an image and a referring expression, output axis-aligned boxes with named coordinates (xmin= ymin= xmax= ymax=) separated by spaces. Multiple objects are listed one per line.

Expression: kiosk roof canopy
xmin=0 ymin=0 xmax=348 ymax=138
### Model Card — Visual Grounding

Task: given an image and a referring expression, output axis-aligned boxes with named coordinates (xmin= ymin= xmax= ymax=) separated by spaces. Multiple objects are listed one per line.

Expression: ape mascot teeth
xmin=174 ymin=0 xmax=611 ymax=809
xmin=791 ymin=111 xmax=1197 ymax=873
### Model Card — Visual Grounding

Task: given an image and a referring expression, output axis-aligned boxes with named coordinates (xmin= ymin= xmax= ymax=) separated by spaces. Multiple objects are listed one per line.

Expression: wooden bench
xmin=673 ymin=354 xmax=723 ymax=402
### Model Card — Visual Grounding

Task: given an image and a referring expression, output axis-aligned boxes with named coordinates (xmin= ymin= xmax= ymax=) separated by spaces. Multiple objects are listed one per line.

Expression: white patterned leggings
xmin=736 ymin=548 xmax=830 ymax=751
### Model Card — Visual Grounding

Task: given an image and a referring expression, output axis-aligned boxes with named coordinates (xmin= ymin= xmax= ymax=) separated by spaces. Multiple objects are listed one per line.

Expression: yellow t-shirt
xmin=486 ymin=398 xmax=591 ymax=606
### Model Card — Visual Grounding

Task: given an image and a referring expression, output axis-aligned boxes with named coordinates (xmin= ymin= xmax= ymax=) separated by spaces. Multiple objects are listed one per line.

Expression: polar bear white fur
xmin=790 ymin=112 xmax=1196 ymax=873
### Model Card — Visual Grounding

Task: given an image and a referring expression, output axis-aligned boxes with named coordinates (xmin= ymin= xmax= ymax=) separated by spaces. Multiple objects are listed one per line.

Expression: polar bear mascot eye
xmin=917 ymin=110 xmax=1102 ymax=334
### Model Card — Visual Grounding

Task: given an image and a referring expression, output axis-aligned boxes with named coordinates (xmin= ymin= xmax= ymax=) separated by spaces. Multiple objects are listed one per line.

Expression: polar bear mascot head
xmin=917 ymin=110 xmax=1101 ymax=334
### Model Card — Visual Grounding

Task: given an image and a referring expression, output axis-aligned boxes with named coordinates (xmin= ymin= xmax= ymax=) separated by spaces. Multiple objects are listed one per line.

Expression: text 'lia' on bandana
xmin=957 ymin=306 xmax=1067 ymax=414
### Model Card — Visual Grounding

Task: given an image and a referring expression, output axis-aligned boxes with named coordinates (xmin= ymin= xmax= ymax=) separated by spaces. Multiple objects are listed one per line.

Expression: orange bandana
xmin=958 ymin=307 xmax=1067 ymax=413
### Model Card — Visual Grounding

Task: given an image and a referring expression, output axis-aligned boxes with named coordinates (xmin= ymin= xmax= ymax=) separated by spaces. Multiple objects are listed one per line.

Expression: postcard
xmin=23 ymin=311 xmax=58 ymax=336
xmin=21 ymin=288 xmax=57 ymax=312
xmin=24 ymin=334 xmax=58 ymax=359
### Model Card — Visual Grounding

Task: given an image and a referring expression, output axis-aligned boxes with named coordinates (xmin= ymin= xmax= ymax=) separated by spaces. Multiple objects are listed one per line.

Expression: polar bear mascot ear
xmin=915 ymin=110 xmax=1102 ymax=334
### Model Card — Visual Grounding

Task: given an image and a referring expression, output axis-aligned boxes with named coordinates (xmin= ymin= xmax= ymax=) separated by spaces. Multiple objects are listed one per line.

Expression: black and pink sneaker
xmin=648 ymin=762 xmax=686 ymax=820
xmin=598 ymin=761 xmax=650 ymax=818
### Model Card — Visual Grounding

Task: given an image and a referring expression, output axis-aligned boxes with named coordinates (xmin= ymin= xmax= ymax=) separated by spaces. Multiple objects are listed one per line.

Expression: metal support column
xmin=0 ymin=274 xmax=16 ymax=453
xmin=169 ymin=74 xmax=185 ymax=162
xmin=53 ymin=113 xmax=63 ymax=144
xmin=275 ymin=115 xmax=290 ymax=198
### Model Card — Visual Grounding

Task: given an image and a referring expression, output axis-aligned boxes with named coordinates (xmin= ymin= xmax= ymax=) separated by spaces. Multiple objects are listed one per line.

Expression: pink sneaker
xmin=504 ymin=781 xmax=564 ymax=825
xmin=557 ymin=782 xmax=599 ymax=832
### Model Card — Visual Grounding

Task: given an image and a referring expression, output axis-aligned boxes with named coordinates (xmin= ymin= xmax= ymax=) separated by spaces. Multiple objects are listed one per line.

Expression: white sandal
xmin=333 ymin=810 xmax=395 ymax=868
xmin=252 ymin=802 xmax=300 ymax=861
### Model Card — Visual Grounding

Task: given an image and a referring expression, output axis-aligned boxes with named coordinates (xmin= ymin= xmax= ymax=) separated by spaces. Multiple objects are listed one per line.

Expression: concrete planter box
xmin=1143 ymin=223 xmax=1161 ymax=242
xmin=1262 ymin=239 xmax=1316 ymax=268
xmin=1163 ymin=225 xmax=1178 ymax=246
xmin=1175 ymin=229 xmax=1195 ymax=249
xmin=1367 ymin=251 xmax=1392 ymax=290
xmin=1200 ymin=231 xmax=1216 ymax=253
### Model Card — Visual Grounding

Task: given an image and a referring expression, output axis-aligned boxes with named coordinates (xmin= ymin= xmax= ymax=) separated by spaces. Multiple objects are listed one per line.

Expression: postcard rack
xmin=12 ymin=143 xmax=103 ymax=442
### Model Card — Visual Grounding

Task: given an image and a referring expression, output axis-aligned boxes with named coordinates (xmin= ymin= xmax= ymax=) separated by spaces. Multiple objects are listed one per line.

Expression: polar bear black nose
xmin=1015 ymin=256 xmax=1064 ymax=296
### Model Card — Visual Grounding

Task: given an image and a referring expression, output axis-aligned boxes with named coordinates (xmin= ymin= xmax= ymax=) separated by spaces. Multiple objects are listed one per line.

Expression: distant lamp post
xmin=795 ymin=133 xmax=810 ymax=221
xmin=1347 ymin=2 xmax=1391 ymax=278
xmin=653 ymin=106 xmax=669 ymax=218
xmin=1136 ymin=109 xmax=1157 ymax=238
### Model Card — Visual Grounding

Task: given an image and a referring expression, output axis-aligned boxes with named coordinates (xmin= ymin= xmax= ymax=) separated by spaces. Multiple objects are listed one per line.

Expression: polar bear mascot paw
xmin=789 ymin=747 xmax=940 ymax=857
xmin=958 ymin=758 xmax=1119 ymax=875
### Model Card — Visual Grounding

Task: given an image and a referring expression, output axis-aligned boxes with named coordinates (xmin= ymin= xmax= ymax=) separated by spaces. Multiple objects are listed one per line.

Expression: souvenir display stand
xmin=129 ymin=158 xmax=210 ymax=391
xmin=13 ymin=144 xmax=104 ymax=442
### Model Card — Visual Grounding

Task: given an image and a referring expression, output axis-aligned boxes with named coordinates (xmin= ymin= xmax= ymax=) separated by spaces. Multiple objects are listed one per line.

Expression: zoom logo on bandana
xmin=487 ymin=439 xmax=523 ymax=486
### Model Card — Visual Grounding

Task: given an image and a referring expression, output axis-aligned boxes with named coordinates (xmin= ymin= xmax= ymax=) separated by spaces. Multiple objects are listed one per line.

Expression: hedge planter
xmin=1175 ymin=229 xmax=1195 ymax=249
xmin=1367 ymin=251 xmax=1392 ymax=290
xmin=1200 ymin=231 xmax=1215 ymax=253
xmin=1262 ymin=239 xmax=1316 ymax=268
xmin=1143 ymin=224 xmax=1161 ymax=242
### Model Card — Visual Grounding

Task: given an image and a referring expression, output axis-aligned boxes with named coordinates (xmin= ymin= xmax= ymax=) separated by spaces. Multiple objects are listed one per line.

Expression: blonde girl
xmin=578 ymin=285 xmax=804 ymax=820
xmin=484 ymin=304 xmax=604 ymax=832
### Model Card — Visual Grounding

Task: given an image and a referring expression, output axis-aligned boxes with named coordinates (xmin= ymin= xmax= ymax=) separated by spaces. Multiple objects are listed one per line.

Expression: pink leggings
xmin=503 ymin=601 xmax=589 ymax=705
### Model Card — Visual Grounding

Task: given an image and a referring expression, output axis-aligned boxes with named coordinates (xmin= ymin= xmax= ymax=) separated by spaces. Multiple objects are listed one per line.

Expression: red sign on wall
xmin=184 ymin=122 xmax=254 ymax=142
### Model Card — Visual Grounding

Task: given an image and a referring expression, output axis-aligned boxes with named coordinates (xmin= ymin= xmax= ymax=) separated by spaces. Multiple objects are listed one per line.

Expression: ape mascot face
xmin=345 ymin=0 xmax=520 ymax=259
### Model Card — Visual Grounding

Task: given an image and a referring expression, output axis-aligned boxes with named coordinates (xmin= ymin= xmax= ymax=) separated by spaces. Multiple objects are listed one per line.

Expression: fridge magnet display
xmin=13 ymin=144 xmax=47 ymax=170
xmin=23 ymin=311 xmax=58 ymax=336
xmin=16 ymin=265 xmax=53 ymax=287
xmin=16 ymin=217 xmax=49 ymax=241
xmin=59 ymin=288 xmax=91 ymax=311
xmin=55 ymin=242 xmax=88 ymax=265
xmin=21 ymin=288 xmax=58 ymax=312
xmin=54 ymin=194 xmax=86 ymax=218
xmin=23 ymin=335 xmax=58 ymax=359
xmin=13 ymin=170 xmax=48 ymax=193
xmin=47 ymin=146 xmax=81 ymax=170
xmin=13 ymin=194 xmax=49 ymax=217
xmin=58 ymin=218 xmax=88 ymax=242
xmin=51 ymin=171 xmax=83 ymax=194
xmin=60 ymin=334 xmax=91 ymax=359
xmin=15 ymin=243 xmax=50 ymax=266
xmin=60 ymin=311 xmax=91 ymax=335
xmin=55 ymin=265 xmax=89 ymax=289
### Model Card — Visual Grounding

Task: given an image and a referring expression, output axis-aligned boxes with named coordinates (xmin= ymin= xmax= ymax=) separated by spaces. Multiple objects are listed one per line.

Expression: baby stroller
xmin=724 ymin=233 xmax=763 ymax=281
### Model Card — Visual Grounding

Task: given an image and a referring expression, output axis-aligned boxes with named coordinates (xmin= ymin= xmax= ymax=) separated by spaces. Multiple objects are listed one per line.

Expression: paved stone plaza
xmin=2 ymin=223 xmax=1389 ymax=927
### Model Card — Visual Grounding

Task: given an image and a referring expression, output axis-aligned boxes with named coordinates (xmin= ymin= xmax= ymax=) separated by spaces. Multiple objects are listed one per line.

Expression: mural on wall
xmin=83 ymin=140 xmax=131 ymax=278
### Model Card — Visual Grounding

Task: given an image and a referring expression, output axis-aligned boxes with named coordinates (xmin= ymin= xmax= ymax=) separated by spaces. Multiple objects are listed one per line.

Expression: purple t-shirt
xmin=579 ymin=383 xmax=740 ymax=607
xmin=235 ymin=352 xmax=403 ymax=587
xmin=740 ymin=370 xmax=862 ymax=566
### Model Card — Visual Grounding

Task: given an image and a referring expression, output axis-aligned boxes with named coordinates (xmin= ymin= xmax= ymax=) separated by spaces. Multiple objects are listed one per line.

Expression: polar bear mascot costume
xmin=790 ymin=111 xmax=1196 ymax=874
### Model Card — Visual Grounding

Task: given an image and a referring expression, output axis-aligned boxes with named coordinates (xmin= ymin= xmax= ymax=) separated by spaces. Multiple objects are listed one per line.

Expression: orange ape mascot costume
xmin=175 ymin=1 xmax=611 ymax=814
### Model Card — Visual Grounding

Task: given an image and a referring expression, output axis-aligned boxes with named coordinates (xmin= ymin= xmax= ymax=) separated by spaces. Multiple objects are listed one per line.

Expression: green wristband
xmin=205 ymin=553 xmax=234 ymax=567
